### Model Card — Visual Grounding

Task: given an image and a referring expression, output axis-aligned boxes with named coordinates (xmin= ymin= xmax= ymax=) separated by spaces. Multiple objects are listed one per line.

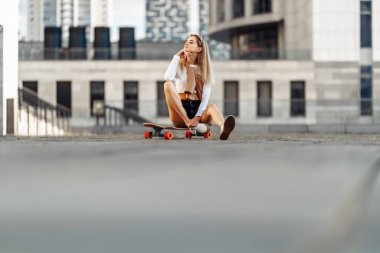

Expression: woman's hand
xmin=187 ymin=116 xmax=201 ymax=128
xmin=176 ymin=49 xmax=192 ymax=62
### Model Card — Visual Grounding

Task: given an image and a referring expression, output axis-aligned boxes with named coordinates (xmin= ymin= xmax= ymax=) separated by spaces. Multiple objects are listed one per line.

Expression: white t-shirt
xmin=164 ymin=55 xmax=212 ymax=117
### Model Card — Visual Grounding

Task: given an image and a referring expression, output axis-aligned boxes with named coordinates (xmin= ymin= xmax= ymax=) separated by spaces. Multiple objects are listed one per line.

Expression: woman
xmin=163 ymin=34 xmax=235 ymax=140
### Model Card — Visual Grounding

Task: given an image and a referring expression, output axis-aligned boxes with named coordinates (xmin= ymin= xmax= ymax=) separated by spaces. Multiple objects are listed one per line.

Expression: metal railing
xmin=19 ymin=47 xmax=312 ymax=61
xmin=95 ymin=104 xmax=151 ymax=127
xmin=18 ymin=87 xmax=71 ymax=136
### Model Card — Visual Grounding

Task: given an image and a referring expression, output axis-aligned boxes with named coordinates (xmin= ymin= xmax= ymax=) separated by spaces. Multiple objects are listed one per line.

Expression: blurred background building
xmin=26 ymin=0 xmax=112 ymax=45
xmin=11 ymin=0 xmax=380 ymax=136
xmin=146 ymin=0 xmax=189 ymax=43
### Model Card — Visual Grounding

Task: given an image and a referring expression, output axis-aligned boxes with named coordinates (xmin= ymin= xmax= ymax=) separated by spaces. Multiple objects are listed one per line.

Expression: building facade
xmin=26 ymin=0 xmax=112 ymax=44
xmin=18 ymin=0 xmax=380 ymax=132
xmin=146 ymin=0 xmax=190 ymax=42
xmin=207 ymin=0 xmax=380 ymax=123
xmin=27 ymin=0 xmax=44 ymax=42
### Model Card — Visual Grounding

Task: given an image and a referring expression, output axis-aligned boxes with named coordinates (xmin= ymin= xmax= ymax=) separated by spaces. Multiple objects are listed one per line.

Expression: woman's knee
xmin=206 ymin=103 xmax=217 ymax=111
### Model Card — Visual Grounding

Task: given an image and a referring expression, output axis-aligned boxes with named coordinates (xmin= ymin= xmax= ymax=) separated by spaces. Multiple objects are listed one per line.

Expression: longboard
xmin=143 ymin=123 xmax=212 ymax=140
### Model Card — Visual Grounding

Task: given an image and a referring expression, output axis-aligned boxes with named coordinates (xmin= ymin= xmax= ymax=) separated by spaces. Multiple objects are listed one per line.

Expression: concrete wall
xmin=282 ymin=0 xmax=313 ymax=59
xmin=312 ymin=0 xmax=360 ymax=61
xmin=20 ymin=60 xmax=316 ymax=127
xmin=19 ymin=59 xmax=380 ymax=127
xmin=314 ymin=62 xmax=362 ymax=123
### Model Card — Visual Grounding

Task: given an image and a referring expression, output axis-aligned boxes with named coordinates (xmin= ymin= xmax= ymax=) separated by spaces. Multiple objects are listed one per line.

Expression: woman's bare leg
xmin=200 ymin=103 xmax=224 ymax=127
xmin=164 ymin=81 xmax=190 ymax=127
xmin=200 ymin=103 xmax=235 ymax=140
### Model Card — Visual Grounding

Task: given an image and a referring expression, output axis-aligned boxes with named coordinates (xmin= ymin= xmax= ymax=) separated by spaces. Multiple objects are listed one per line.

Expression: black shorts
xmin=181 ymin=100 xmax=201 ymax=119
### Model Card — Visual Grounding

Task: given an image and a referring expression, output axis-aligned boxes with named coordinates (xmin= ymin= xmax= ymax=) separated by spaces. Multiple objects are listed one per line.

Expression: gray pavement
xmin=1 ymin=131 xmax=380 ymax=253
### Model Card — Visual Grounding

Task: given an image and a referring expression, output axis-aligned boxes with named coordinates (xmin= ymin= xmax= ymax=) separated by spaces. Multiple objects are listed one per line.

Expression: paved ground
xmin=1 ymin=129 xmax=380 ymax=253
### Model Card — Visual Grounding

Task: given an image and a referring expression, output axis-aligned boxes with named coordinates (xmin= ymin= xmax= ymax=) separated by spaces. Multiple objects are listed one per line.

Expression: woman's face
xmin=184 ymin=36 xmax=202 ymax=54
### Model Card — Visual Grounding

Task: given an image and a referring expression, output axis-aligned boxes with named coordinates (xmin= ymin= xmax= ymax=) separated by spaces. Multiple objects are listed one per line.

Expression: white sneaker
xmin=194 ymin=123 xmax=210 ymax=134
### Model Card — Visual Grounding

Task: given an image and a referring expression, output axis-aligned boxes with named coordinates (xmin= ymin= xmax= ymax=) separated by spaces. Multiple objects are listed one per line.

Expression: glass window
xmin=257 ymin=81 xmax=272 ymax=117
xmin=360 ymin=0 xmax=372 ymax=48
xmin=235 ymin=25 xmax=278 ymax=59
xmin=360 ymin=1 xmax=371 ymax=12
xmin=360 ymin=66 xmax=372 ymax=116
xmin=124 ymin=81 xmax=138 ymax=112
xmin=290 ymin=81 xmax=305 ymax=117
xmin=217 ymin=0 xmax=225 ymax=22
xmin=22 ymin=81 xmax=38 ymax=106
xmin=56 ymin=81 xmax=72 ymax=117
xmin=253 ymin=0 xmax=272 ymax=14
xmin=90 ymin=81 xmax=105 ymax=117
xmin=233 ymin=0 xmax=245 ymax=18
xmin=224 ymin=81 xmax=239 ymax=116
xmin=23 ymin=81 xmax=38 ymax=94
xmin=361 ymin=66 xmax=372 ymax=75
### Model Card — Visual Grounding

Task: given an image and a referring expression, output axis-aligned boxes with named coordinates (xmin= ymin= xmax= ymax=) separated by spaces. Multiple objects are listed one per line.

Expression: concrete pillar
xmin=0 ymin=1 xmax=19 ymax=135
xmin=244 ymin=0 xmax=251 ymax=19
xmin=210 ymin=0 xmax=217 ymax=26
xmin=105 ymin=79 xmax=123 ymax=108
xmin=225 ymin=0 xmax=232 ymax=21
xmin=0 ymin=26 xmax=3 ymax=135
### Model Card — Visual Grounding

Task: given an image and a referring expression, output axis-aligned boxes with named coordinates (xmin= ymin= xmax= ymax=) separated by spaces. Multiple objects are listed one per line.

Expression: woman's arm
xmin=163 ymin=55 xmax=181 ymax=81
xmin=195 ymin=85 xmax=211 ymax=117
xmin=164 ymin=49 xmax=192 ymax=81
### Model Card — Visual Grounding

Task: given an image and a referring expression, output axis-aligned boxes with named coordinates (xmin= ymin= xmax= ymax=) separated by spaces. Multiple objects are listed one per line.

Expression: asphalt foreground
xmin=1 ymin=128 xmax=380 ymax=253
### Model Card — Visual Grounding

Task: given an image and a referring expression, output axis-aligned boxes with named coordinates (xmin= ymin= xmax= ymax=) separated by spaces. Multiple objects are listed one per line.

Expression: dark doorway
xmin=224 ymin=81 xmax=239 ymax=116
xmin=22 ymin=81 xmax=38 ymax=106
xmin=90 ymin=81 xmax=105 ymax=117
xmin=57 ymin=81 xmax=72 ymax=117
xmin=23 ymin=81 xmax=38 ymax=94
xmin=124 ymin=81 xmax=138 ymax=112
xmin=290 ymin=81 xmax=306 ymax=117
xmin=257 ymin=81 xmax=272 ymax=117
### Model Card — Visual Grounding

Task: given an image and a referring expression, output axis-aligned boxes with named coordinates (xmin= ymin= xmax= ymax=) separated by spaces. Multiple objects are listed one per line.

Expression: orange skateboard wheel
xmin=185 ymin=131 xmax=192 ymax=139
xmin=164 ymin=132 xmax=173 ymax=140
xmin=204 ymin=132 xmax=212 ymax=139
xmin=144 ymin=131 xmax=153 ymax=139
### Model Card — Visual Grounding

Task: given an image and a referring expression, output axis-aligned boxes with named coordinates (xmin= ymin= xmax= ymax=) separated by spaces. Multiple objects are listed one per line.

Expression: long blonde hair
xmin=179 ymin=34 xmax=214 ymax=86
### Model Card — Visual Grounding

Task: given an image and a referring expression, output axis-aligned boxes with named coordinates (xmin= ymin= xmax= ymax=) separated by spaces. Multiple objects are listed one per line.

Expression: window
xmin=22 ymin=81 xmax=38 ymax=106
xmin=56 ymin=81 xmax=72 ymax=117
xmin=290 ymin=81 xmax=305 ymax=117
xmin=224 ymin=81 xmax=239 ymax=116
xmin=217 ymin=0 xmax=225 ymax=22
xmin=360 ymin=0 xmax=372 ymax=47
xmin=124 ymin=81 xmax=138 ymax=112
xmin=233 ymin=0 xmax=245 ymax=18
xmin=360 ymin=66 xmax=372 ymax=116
xmin=235 ymin=25 xmax=278 ymax=59
xmin=257 ymin=81 xmax=272 ymax=117
xmin=23 ymin=81 xmax=38 ymax=94
xmin=90 ymin=81 xmax=105 ymax=117
xmin=253 ymin=0 xmax=272 ymax=14
xmin=157 ymin=81 xmax=169 ymax=117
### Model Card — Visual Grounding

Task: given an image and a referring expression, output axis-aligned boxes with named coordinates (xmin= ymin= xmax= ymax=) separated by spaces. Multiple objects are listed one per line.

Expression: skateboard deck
xmin=143 ymin=123 xmax=211 ymax=140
